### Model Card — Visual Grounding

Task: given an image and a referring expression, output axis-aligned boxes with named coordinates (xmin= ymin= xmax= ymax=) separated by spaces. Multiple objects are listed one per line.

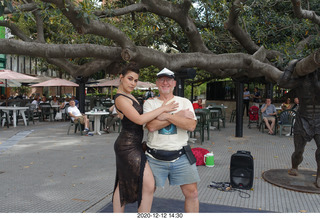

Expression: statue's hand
xmin=284 ymin=59 xmax=299 ymax=76
xmin=278 ymin=59 xmax=299 ymax=86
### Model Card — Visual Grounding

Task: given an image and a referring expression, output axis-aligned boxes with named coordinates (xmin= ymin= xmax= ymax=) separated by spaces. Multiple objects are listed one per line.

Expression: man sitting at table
xmin=40 ymin=96 xmax=49 ymax=104
xmin=68 ymin=99 xmax=90 ymax=133
xmin=261 ymin=98 xmax=277 ymax=135
xmin=104 ymin=104 xmax=120 ymax=133
xmin=193 ymin=98 xmax=203 ymax=109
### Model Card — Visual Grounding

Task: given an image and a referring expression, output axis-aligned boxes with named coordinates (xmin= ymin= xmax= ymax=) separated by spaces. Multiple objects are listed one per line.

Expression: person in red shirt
xmin=193 ymin=98 xmax=203 ymax=109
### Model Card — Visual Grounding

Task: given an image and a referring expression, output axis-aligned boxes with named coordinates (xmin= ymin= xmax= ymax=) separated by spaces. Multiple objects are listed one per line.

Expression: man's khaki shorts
xmin=74 ymin=116 xmax=85 ymax=124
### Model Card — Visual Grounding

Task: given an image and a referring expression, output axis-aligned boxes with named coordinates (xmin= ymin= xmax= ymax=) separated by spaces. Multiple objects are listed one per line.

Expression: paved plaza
xmin=0 ymin=118 xmax=319 ymax=213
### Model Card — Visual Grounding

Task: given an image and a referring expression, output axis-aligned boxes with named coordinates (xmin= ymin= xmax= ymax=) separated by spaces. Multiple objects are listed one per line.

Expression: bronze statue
xmin=278 ymin=60 xmax=320 ymax=188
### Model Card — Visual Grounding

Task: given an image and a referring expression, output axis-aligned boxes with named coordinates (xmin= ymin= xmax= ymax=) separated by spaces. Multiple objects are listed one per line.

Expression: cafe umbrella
xmin=0 ymin=79 xmax=21 ymax=88
xmin=0 ymin=69 xmax=37 ymax=105
xmin=30 ymin=78 xmax=79 ymax=97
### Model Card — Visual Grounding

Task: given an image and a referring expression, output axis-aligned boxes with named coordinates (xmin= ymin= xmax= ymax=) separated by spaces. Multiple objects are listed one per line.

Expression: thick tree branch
xmin=47 ymin=59 xmax=114 ymax=78
xmin=4 ymin=3 xmax=37 ymax=14
xmin=95 ymin=3 xmax=146 ymax=17
xmin=0 ymin=38 xmax=282 ymax=82
xmin=42 ymin=0 xmax=136 ymax=52
xmin=0 ymin=21 xmax=33 ymax=42
xmin=74 ymin=59 xmax=113 ymax=78
xmin=140 ymin=0 xmax=210 ymax=53
xmin=0 ymin=39 xmax=122 ymax=59
xmin=96 ymin=0 xmax=210 ymax=53
xmin=46 ymin=58 xmax=78 ymax=75
xmin=293 ymin=49 xmax=320 ymax=77
xmin=30 ymin=3 xmax=45 ymax=43
xmin=291 ymin=0 xmax=320 ymax=26
xmin=225 ymin=0 xmax=282 ymax=60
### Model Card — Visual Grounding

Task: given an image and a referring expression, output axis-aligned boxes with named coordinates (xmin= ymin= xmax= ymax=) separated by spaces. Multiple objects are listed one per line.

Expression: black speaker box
xmin=230 ymin=150 xmax=254 ymax=190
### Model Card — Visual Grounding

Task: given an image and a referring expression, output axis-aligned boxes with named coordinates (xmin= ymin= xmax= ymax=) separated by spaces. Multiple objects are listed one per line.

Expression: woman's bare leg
xmin=113 ymin=183 xmax=125 ymax=213
xmin=138 ymin=162 xmax=155 ymax=213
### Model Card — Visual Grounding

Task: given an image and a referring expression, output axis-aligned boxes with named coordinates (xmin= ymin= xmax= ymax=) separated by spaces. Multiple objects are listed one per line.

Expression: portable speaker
xmin=230 ymin=150 xmax=254 ymax=190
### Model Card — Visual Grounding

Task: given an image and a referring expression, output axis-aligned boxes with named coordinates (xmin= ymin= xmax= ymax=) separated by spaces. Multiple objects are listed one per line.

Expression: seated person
xmin=39 ymin=96 xmax=49 ymax=104
xmin=104 ymin=104 xmax=120 ymax=133
xmin=68 ymin=99 xmax=90 ymax=133
xmin=31 ymin=96 xmax=40 ymax=109
xmin=144 ymin=88 xmax=154 ymax=100
xmin=71 ymin=96 xmax=79 ymax=108
xmin=60 ymin=97 xmax=70 ymax=112
xmin=281 ymin=98 xmax=292 ymax=111
xmin=261 ymin=98 xmax=277 ymax=135
xmin=50 ymin=96 xmax=59 ymax=106
xmin=50 ymin=96 xmax=60 ymax=117
xmin=292 ymin=97 xmax=299 ymax=111
xmin=193 ymin=98 xmax=203 ymax=109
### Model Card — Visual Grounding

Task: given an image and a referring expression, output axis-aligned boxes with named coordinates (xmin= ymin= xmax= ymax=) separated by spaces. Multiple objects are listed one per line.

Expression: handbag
xmin=55 ymin=111 xmax=62 ymax=120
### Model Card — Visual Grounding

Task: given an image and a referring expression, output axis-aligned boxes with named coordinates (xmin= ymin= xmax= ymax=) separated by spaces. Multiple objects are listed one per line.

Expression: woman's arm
xmin=115 ymin=96 xmax=178 ymax=125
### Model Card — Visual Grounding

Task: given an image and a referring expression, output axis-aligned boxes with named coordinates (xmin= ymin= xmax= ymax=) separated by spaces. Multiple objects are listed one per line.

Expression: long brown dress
xmin=112 ymin=93 xmax=146 ymax=207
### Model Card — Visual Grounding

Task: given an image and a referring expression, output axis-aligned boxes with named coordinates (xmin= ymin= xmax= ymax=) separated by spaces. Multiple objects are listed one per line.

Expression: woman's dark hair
xmin=120 ymin=62 xmax=140 ymax=76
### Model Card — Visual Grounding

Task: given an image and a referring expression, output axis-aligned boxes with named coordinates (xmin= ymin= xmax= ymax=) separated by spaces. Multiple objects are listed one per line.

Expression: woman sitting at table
xmin=281 ymin=98 xmax=292 ymax=111
xmin=103 ymin=104 xmax=119 ymax=133
xmin=50 ymin=96 xmax=60 ymax=117
xmin=50 ymin=96 xmax=59 ymax=106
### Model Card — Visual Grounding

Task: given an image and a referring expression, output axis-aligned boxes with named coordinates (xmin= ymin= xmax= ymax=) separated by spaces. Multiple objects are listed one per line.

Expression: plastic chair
xmin=278 ymin=109 xmax=296 ymax=137
xmin=0 ymin=110 xmax=9 ymax=128
xmin=259 ymin=109 xmax=277 ymax=134
xmin=25 ymin=103 xmax=37 ymax=125
xmin=197 ymin=109 xmax=210 ymax=140
xmin=39 ymin=103 xmax=53 ymax=122
xmin=191 ymin=111 xmax=206 ymax=144
xmin=208 ymin=107 xmax=223 ymax=131
xmin=230 ymin=109 xmax=236 ymax=123
xmin=62 ymin=104 xmax=70 ymax=121
xmin=67 ymin=119 xmax=83 ymax=136
xmin=114 ymin=117 xmax=121 ymax=133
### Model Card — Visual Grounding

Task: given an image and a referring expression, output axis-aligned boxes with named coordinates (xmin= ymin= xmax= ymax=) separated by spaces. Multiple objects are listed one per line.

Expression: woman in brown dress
xmin=112 ymin=63 xmax=178 ymax=212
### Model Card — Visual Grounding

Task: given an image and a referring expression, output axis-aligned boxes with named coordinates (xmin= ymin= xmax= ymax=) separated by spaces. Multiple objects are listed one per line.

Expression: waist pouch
xmin=146 ymin=146 xmax=185 ymax=161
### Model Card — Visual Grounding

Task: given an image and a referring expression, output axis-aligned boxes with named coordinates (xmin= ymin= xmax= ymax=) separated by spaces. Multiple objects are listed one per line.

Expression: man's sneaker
xmin=86 ymin=132 xmax=94 ymax=136
xmin=285 ymin=133 xmax=292 ymax=136
xmin=84 ymin=128 xmax=89 ymax=133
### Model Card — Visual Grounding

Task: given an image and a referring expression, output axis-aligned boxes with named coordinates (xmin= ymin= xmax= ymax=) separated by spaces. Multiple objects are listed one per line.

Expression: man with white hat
xmin=143 ymin=68 xmax=200 ymax=212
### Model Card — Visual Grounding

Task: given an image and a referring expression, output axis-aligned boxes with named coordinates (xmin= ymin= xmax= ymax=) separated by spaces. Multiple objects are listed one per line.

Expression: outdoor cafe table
xmin=0 ymin=106 xmax=29 ymax=127
xmin=85 ymin=111 xmax=109 ymax=135
xmin=51 ymin=105 xmax=61 ymax=110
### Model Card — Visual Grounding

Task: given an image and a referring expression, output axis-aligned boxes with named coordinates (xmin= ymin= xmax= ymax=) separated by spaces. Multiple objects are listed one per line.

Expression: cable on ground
xmin=207 ymin=181 xmax=251 ymax=198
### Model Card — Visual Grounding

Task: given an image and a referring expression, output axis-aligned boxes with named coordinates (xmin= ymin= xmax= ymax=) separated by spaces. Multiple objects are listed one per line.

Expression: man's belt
xmin=146 ymin=146 xmax=185 ymax=161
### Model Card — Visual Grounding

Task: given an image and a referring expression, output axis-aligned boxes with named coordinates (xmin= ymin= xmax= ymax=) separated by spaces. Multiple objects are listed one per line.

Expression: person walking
xmin=243 ymin=86 xmax=250 ymax=116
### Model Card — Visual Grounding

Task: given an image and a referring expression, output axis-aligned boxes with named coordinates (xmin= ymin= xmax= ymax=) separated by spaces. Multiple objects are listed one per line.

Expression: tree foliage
xmin=0 ymin=0 xmax=320 ymax=84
